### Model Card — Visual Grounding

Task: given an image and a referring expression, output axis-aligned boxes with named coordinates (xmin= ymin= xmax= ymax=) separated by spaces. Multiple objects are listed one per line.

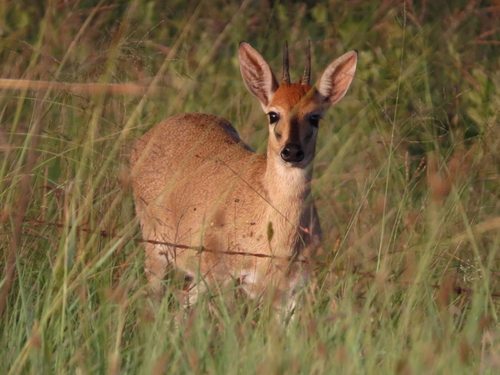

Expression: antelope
xmin=130 ymin=41 xmax=357 ymax=315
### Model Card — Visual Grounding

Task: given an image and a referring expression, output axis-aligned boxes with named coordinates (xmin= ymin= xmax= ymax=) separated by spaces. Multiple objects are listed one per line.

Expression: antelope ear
xmin=239 ymin=42 xmax=279 ymax=110
xmin=316 ymin=50 xmax=357 ymax=106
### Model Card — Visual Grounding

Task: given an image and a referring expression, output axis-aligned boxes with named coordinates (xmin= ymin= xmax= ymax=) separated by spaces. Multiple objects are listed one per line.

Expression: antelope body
xmin=130 ymin=41 xmax=357 ymax=313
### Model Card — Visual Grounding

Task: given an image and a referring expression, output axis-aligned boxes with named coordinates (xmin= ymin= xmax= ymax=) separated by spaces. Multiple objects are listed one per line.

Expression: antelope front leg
xmin=144 ymin=242 xmax=170 ymax=306
xmin=241 ymin=267 xmax=302 ymax=322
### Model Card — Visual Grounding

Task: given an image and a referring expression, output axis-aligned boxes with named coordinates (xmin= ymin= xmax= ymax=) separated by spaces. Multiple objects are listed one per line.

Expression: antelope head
xmin=238 ymin=41 xmax=357 ymax=169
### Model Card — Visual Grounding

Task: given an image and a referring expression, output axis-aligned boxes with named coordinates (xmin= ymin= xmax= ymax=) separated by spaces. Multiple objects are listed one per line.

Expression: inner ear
xmin=239 ymin=42 xmax=279 ymax=110
xmin=316 ymin=50 xmax=357 ymax=106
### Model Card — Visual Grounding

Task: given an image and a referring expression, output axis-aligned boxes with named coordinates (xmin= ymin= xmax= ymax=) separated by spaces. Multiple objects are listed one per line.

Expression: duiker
xmin=131 ymin=41 xmax=357 ymax=315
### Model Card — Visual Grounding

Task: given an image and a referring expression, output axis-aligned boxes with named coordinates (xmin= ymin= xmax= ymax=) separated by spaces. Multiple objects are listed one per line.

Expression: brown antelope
xmin=130 ymin=41 xmax=357 ymax=315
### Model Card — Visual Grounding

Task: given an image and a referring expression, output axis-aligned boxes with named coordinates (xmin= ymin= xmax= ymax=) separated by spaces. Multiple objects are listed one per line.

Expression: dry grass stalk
xmin=0 ymin=78 xmax=163 ymax=96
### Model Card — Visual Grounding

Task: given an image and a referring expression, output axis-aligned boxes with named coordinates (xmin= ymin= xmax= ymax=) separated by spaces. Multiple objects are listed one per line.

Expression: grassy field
xmin=1 ymin=0 xmax=500 ymax=373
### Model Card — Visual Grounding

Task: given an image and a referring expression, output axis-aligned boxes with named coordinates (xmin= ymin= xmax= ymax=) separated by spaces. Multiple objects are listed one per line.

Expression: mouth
xmin=277 ymin=154 xmax=310 ymax=169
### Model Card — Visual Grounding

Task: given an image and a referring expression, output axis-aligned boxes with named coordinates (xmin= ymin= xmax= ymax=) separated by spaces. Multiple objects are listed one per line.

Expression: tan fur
xmin=130 ymin=42 xmax=357 ymax=313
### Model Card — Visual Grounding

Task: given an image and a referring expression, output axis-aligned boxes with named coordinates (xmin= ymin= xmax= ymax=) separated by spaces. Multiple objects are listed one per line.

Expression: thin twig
xmin=15 ymin=216 xmax=500 ymax=299
xmin=21 ymin=217 xmax=325 ymax=266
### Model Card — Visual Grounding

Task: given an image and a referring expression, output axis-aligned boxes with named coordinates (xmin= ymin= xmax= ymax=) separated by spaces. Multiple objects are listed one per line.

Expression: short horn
xmin=283 ymin=41 xmax=290 ymax=83
xmin=302 ymin=40 xmax=311 ymax=85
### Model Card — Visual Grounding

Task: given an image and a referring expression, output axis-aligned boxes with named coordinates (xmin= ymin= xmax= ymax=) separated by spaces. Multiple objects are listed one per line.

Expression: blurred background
xmin=1 ymin=1 xmax=499 ymax=373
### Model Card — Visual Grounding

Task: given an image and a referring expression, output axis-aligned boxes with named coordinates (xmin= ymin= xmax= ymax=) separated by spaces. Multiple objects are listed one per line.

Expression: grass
xmin=1 ymin=0 xmax=500 ymax=373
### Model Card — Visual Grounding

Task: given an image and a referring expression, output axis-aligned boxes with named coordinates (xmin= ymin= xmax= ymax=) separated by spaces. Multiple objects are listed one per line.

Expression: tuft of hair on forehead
xmin=272 ymin=82 xmax=315 ymax=107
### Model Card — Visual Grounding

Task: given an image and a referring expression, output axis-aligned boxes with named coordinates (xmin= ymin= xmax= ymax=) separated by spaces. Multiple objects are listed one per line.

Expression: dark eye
xmin=267 ymin=112 xmax=280 ymax=124
xmin=309 ymin=115 xmax=321 ymax=128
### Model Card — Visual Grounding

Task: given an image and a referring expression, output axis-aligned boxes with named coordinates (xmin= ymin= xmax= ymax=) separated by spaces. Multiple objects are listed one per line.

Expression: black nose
xmin=280 ymin=143 xmax=305 ymax=163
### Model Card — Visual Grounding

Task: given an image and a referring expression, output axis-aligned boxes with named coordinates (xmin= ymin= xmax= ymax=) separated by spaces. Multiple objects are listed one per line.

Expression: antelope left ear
xmin=239 ymin=42 xmax=279 ymax=110
xmin=316 ymin=50 xmax=357 ymax=106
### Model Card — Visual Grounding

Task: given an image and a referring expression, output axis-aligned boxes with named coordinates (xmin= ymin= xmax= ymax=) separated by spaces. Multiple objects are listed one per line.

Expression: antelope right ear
xmin=239 ymin=42 xmax=279 ymax=110
xmin=316 ymin=50 xmax=357 ymax=106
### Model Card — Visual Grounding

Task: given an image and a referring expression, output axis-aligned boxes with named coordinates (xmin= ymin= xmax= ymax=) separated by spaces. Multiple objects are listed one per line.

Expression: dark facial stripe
xmin=284 ymin=116 xmax=302 ymax=145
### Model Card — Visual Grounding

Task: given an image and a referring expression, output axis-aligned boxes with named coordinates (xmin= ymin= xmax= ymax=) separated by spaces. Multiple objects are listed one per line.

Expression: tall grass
xmin=1 ymin=0 xmax=499 ymax=373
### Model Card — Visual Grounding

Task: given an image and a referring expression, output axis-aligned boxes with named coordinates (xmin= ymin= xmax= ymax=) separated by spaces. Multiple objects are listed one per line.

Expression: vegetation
xmin=1 ymin=0 xmax=499 ymax=373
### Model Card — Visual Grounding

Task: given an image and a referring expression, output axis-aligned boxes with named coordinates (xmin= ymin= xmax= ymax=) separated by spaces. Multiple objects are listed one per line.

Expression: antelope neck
xmin=263 ymin=149 xmax=312 ymax=205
